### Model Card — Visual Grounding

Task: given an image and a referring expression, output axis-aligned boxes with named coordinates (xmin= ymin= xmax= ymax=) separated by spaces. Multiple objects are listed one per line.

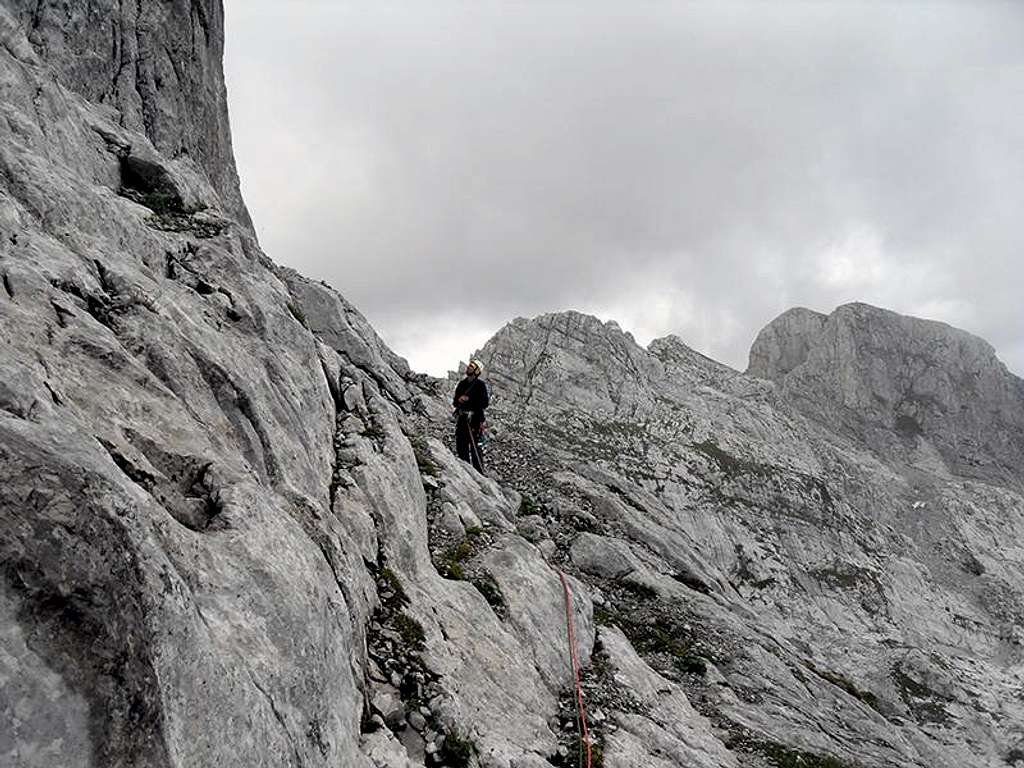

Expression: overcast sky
xmin=223 ymin=1 xmax=1023 ymax=377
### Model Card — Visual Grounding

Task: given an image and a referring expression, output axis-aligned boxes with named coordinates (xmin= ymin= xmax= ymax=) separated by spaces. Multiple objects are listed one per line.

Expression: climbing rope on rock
xmin=464 ymin=415 xmax=486 ymax=476
xmin=558 ymin=569 xmax=592 ymax=768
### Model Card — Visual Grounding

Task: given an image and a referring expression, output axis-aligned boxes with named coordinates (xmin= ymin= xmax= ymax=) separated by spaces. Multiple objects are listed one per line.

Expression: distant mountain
xmin=748 ymin=302 xmax=1024 ymax=489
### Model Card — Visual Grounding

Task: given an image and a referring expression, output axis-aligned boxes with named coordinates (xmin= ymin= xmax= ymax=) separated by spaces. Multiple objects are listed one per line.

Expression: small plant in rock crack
xmin=594 ymin=593 xmax=721 ymax=681
xmin=437 ymin=729 xmax=476 ymax=768
xmin=393 ymin=612 xmax=426 ymax=652
xmin=619 ymin=580 xmax=659 ymax=602
xmin=409 ymin=434 xmax=441 ymax=477
xmin=437 ymin=528 xmax=488 ymax=580
xmin=727 ymin=734 xmax=862 ymax=768
xmin=286 ymin=301 xmax=308 ymax=328
xmin=438 ymin=540 xmax=473 ymax=580
xmin=379 ymin=567 xmax=409 ymax=607
xmin=470 ymin=575 xmax=507 ymax=617
xmin=360 ymin=422 xmax=387 ymax=441
xmin=518 ymin=493 xmax=541 ymax=516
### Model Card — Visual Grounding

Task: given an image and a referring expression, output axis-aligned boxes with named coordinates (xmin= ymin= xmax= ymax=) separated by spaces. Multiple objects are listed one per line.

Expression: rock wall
xmin=3 ymin=0 xmax=250 ymax=226
xmin=2 ymin=3 xmax=1023 ymax=768
xmin=0 ymin=5 xmax=595 ymax=766
xmin=748 ymin=302 xmax=1024 ymax=489
xmin=474 ymin=309 xmax=1024 ymax=768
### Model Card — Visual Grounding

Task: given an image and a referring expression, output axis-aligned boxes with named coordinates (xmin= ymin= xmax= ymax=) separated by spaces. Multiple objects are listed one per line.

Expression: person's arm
xmin=478 ymin=382 xmax=490 ymax=410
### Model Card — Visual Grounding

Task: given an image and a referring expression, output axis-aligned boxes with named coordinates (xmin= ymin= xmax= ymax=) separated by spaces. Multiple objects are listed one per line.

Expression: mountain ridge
xmin=1 ymin=5 xmax=1022 ymax=768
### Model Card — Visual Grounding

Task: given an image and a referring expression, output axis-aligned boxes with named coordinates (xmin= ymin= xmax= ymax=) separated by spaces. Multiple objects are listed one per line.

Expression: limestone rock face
xmin=3 ymin=0 xmax=251 ymax=227
xmin=3 ymin=3 xmax=1023 ymax=768
xmin=746 ymin=306 xmax=827 ymax=379
xmin=0 ymin=5 xmax=592 ymax=767
xmin=473 ymin=308 xmax=1024 ymax=768
xmin=748 ymin=302 xmax=1024 ymax=488
xmin=481 ymin=311 xmax=664 ymax=419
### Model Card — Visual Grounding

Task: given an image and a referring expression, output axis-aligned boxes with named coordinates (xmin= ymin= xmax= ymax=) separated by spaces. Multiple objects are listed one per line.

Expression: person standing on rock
xmin=452 ymin=359 xmax=489 ymax=473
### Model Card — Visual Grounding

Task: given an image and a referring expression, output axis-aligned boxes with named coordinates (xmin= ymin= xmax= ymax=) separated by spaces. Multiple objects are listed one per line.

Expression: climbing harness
xmin=558 ymin=570 xmax=592 ymax=768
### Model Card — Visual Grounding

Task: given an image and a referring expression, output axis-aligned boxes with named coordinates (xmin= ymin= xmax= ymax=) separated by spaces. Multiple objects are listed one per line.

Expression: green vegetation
xmin=590 ymin=419 xmax=645 ymax=438
xmin=519 ymin=493 xmax=540 ymax=516
xmin=437 ymin=527 xmax=489 ymax=581
xmin=620 ymin=580 xmax=659 ymax=601
xmin=380 ymin=567 xmax=409 ymax=607
xmin=122 ymin=188 xmax=183 ymax=214
xmin=438 ymin=539 xmax=473 ymax=580
xmin=286 ymin=301 xmax=308 ymax=328
xmin=393 ymin=612 xmax=425 ymax=651
xmin=809 ymin=563 xmax=879 ymax=591
xmin=807 ymin=663 xmax=881 ymax=711
xmin=148 ymin=209 xmax=226 ymax=238
xmin=891 ymin=666 xmax=951 ymax=724
xmin=438 ymin=729 xmax=475 ymax=767
xmin=691 ymin=438 xmax=769 ymax=478
xmin=360 ymin=422 xmax=386 ymax=441
xmin=471 ymin=575 xmax=506 ymax=613
xmin=593 ymin=603 xmax=712 ymax=679
xmin=758 ymin=742 xmax=858 ymax=768
xmin=726 ymin=733 xmax=862 ymax=768
xmin=408 ymin=434 xmax=441 ymax=476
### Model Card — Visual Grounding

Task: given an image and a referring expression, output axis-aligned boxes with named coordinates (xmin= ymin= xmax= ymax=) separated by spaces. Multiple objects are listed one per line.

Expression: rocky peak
xmin=474 ymin=310 xmax=665 ymax=418
xmin=746 ymin=306 xmax=828 ymax=379
xmin=748 ymin=301 xmax=1024 ymax=487
xmin=648 ymin=333 xmax=740 ymax=391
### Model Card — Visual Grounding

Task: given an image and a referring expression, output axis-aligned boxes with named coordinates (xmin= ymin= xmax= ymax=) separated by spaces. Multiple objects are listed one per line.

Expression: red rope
xmin=558 ymin=570 xmax=591 ymax=768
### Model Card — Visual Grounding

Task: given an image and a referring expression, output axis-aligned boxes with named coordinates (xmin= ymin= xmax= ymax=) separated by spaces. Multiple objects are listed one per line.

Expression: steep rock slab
xmin=748 ymin=302 xmax=1024 ymax=488
xmin=1 ymin=7 xmax=614 ymax=765
xmin=0 ymin=7 xmax=367 ymax=761
xmin=4 ymin=0 xmax=251 ymax=226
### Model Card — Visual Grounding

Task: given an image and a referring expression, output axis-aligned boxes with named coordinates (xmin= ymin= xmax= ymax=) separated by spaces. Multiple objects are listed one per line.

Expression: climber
xmin=452 ymin=359 xmax=489 ymax=473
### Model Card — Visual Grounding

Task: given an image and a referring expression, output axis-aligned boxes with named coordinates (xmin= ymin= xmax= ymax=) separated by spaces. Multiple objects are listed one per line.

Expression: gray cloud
xmin=224 ymin=0 xmax=1024 ymax=376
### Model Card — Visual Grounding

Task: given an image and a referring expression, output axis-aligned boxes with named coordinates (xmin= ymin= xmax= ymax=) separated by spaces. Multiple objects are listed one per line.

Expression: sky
xmin=222 ymin=1 xmax=1023 ymax=377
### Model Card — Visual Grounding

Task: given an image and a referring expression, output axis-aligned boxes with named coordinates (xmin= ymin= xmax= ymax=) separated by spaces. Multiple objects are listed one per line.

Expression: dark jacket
xmin=453 ymin=376 xmax=489 ymax=427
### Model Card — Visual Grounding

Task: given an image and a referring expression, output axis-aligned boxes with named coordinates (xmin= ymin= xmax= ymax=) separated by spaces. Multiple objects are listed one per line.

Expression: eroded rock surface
xmin=2 ymin=4 xmax=1023 ymax=768
xmin=748 ymin=302 xmax=1024 ymax=489
xmin=471 ymin=308 xmax=1024 ymax=768
xmin=0 ymin=6 xmax=591 ymax=767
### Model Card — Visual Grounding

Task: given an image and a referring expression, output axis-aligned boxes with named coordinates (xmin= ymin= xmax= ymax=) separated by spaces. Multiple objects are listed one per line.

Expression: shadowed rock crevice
xmin=97 ymin=432 xmax=224 ymax=532
xmin=189 ymin=350 xmax=281 ymax=485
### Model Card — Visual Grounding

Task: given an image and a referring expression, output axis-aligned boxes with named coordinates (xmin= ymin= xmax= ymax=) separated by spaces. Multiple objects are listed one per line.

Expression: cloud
xmin=224 ymin=0 xmax=1024 ymax=376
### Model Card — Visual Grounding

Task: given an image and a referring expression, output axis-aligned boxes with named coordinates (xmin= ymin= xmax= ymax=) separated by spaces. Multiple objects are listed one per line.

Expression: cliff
xmin=2 ymin=5 xmax=1022 ymax=768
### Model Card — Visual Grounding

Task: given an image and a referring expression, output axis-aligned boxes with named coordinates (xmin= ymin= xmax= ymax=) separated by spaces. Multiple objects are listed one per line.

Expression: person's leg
xmin=469 ymin=424 xmax=484 ymax=473
xmin=455 ymin=418 xmax=470 ymax=462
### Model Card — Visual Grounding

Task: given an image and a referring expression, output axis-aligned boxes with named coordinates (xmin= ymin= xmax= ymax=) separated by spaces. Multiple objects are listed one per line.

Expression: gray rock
xmin=516 ymin=514 xmax=549 ymax=543
xmin=472 ymin=308 xmax=1024 ymax=768
xmin=398 ymin=725 xmax=425 ymax=762
xmin=570 ymin=532 xmax=640 ymax=579
xmin=408 ymin=710 xmax=427 ymax=731
xmin=2 ymin=4 xmax=1021 ymax=768
xmin=371 ymin=684 xmax=406 ymax=727
xmin=748 ymin=302 xmax=1024 ymax=489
